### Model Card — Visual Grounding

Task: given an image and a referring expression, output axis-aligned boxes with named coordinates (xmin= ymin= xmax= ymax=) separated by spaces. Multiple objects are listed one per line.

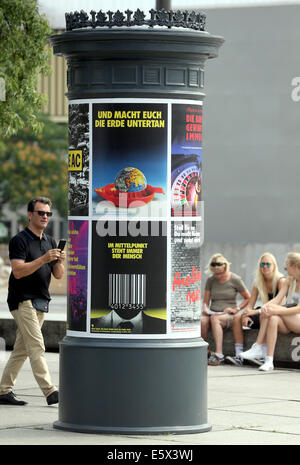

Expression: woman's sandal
xmin=208 ymin=352 xmax=224 ymax=366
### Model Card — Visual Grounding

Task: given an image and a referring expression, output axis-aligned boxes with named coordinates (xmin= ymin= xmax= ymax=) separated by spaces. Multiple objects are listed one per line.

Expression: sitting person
xmin=226 ymin=252 xmax=285 ymax=366
xmin=201 ymin=253 xmax=250 ymax=366
xmin=240 ymin=252 xmax=300 ymax=371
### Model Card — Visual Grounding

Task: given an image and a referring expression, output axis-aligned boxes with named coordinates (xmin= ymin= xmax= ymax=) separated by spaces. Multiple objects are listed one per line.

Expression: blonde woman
xmin=226 ymin=253 xmax=285 ymax=366
xmin=240 ymin=252 xmax=300 ymax=371
xmin=201 ymin=253 xmax=250 ymax=366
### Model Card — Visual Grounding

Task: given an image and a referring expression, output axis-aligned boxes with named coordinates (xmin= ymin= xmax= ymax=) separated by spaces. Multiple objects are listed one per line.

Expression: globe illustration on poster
xmin=94 ymin=166 xmax=165 ymax=208
xmin=114 ymin=167 xmax=147 ymax=192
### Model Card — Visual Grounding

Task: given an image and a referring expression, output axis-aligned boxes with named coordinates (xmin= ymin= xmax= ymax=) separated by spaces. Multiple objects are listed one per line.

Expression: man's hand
xmin=42 ymin=248 xmax=63 ymax=264
xmin=51 ymin=249 xmax=66 ymax=280
xmin=57 ymin=250 xmax=66 ymax=263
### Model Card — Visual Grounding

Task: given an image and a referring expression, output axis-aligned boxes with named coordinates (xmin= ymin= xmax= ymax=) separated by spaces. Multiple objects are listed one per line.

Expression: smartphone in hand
xmin=57 ymin=239 xmax=66 ymax=251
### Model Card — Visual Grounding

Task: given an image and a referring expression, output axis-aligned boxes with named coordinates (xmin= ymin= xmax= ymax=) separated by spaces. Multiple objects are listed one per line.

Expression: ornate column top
xmin=65 ymin=8 xmax=206 ymax=32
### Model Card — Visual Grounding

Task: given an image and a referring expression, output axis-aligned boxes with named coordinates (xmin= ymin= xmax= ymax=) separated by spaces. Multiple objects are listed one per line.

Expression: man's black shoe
xmin=47 ymin=390 xmax=59 ymax=405
xmin=0 ymin=392 xmax=28 ymax=406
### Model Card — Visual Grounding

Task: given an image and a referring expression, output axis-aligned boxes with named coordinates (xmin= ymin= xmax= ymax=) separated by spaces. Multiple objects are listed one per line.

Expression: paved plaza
xmin=0 ymin=351 xmax=300 ymax=446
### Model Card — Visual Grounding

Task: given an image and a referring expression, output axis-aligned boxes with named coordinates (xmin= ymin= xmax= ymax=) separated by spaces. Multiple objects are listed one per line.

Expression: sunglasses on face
xmin=260 ymin=262 xmax=272 ymax=268
xmin=33 ymin=210 xmax=53 ymax=217
xmin=211 ymin=262 xmax=225 ymax=267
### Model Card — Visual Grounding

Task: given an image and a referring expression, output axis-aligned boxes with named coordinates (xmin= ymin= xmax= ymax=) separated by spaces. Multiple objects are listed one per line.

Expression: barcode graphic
xmin=109 ymin=274 xmax=146 ymax=306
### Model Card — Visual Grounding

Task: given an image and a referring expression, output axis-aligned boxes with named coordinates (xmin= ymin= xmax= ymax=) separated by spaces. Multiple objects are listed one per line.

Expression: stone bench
xmin=0 ymin=319 xmax=66 ymax=352
xmin=1 ymin=319 xmax=299 ymax=368
xmin=207 ymin=328 xmax=300 ymax=368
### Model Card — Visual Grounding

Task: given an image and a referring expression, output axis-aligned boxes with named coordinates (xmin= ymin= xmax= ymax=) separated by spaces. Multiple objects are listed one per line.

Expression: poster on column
xmin=171 ymin=103 xmax=203 ymax=217
xmin=90 ymin=220 xmax=167 ymax=335
xmin=66 ymin=98 xmax=204 ymax=339
xmin=92 ymin=103 xmax=168 ymax=219
xmin=171 ymin=220 xmax=202 ymax=335
xmin=67 ymin=220 xmax=88 ymax=331
xmin=68 ymin=103 xmax=89 ymax=216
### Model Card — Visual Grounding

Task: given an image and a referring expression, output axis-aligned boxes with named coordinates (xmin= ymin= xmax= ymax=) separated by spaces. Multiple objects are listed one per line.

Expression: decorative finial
xmin=65 ymin=9 xmax=206 ymax=32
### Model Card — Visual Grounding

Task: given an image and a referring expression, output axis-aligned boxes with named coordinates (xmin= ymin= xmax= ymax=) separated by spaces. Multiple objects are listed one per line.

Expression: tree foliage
xmin=0 ymin=114 xmax=68 ymax=219
xmin=0 ymin=0 xmax=52 ymax=138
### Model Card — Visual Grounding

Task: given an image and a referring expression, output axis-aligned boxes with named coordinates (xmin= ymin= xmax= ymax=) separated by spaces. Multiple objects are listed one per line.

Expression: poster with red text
xmin=171 ymin=220 xmax=202 ymax=334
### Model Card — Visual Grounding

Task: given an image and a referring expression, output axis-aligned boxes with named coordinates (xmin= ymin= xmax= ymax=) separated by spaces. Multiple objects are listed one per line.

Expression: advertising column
xmin=50 ymin=10 xmax=224 ymax=433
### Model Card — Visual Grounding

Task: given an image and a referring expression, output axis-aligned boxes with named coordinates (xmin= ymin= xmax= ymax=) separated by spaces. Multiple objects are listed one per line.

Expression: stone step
xmin=207 ymin=329 xmax=300 ymax=368
xmin=1 ymin=319 xmax=299 ymax=368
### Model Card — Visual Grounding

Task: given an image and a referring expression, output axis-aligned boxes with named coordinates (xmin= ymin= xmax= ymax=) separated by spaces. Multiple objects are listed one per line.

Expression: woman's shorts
xmin=225 ymin=314 xmax=234 ymax=329
xmin=249 ymin=312 xmax=260 ymax=329
xmin=202 ymin=312 xmax=234 ymax=329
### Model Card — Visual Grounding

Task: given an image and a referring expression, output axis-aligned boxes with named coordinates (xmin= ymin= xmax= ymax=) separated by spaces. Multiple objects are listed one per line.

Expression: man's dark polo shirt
xmin=7 ymin=228 xmax=57 ymax=312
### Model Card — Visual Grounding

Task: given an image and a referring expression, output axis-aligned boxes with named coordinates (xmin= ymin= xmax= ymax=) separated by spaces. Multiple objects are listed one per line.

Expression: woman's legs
xmin=256 ymin=316 xmax=269 ymax=345
xmin=265 ymin=314 xmax=300 ymax=357
xmin=226 ymin=312 xmax=244 ymax=363
xmin=259 ymin=314 xmax=300 ymax=371
xmin=258 ymin=315 xmax=289 ymax=371
xmin=232 ymin=312 xmax=244 ymax=345
xmin=265 ymin=315 xmax=290 ymax=357
xmin=240 ymin=315 xmax=270 ymax=363
xmin=281 ymin=314 xmax=300 ymax=335
xmin=201 ymin=315 xmax=211 ymax=341
xmin=210 ymin=314 xmax=228 ymax=355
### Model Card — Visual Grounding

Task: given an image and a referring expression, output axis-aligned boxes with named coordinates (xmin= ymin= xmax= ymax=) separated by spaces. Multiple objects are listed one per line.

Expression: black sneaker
xmin=0 ymin=391 xmax=28 ymax=406
xmin=225 ymin=355 xmax=243 ymax=367
xmin=46 ymin=390 xmax=59 ymax=405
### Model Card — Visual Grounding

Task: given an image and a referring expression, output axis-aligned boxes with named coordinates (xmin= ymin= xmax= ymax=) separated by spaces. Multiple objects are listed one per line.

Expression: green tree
xmin=0 ymin=0 xmax=52 ymax=138
xmin=0 ymin=113 xmax=68 ymax=219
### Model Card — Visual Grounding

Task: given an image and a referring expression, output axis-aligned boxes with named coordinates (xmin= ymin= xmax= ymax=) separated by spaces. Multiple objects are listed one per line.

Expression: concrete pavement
xmin=0 ymin=351 xmax=300 ymax=445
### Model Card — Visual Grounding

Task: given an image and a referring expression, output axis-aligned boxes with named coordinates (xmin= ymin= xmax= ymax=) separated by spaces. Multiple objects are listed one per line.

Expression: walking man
xmin=0 ymin=197 xmax=66 ymax=406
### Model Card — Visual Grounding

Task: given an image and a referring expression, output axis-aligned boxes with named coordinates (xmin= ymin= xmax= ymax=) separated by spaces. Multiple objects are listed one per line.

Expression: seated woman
xmin=240 ymin=252 xmax=300 ymax=371
xmin=201 ymin=253 xmax=250 ymax=366
xmin=226 ymin=252 xmax=285 ymax=366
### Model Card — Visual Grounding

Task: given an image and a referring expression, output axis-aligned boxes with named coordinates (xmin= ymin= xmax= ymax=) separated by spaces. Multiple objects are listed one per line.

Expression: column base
xmin=54 ymin=336 xmax=211 ymax=435
xmin=53 ymin=421 xmax=212 ymax=435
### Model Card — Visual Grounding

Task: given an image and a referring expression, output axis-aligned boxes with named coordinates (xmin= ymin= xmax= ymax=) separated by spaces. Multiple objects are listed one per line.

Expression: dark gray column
xmin=50 ymin=8 xmax=223 ymax=435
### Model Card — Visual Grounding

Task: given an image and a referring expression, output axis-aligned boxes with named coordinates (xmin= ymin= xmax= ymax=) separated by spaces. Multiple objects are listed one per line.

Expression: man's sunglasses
xmin=260 ymin=262 xmax=271 ymax=268
xmin=211 ymin=262 xmax=225 ymax=267
xmin=33 ymin=210 xmax=53 ymax=217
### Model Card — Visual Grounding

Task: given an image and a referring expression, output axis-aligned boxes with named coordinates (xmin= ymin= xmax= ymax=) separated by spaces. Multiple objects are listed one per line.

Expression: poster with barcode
xmin=90 ymin=221 xmax=167 ymax=334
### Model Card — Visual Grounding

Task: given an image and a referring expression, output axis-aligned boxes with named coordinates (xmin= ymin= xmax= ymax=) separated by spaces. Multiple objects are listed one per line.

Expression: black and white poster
xmin=68 ymin=103 xmax=89 ymax=216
